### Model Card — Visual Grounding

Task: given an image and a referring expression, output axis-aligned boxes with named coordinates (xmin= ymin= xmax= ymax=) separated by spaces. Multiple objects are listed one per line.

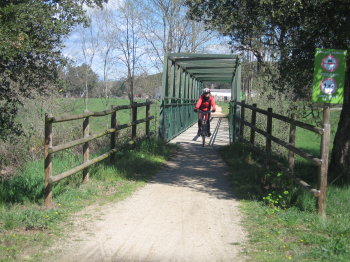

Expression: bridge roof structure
xmin=167 ymin=53 xmax=239 ymax=83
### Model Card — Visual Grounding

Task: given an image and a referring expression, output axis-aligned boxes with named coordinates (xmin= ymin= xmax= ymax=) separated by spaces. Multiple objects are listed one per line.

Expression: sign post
xmin=312 ymin=48 xmax=347 ymax=104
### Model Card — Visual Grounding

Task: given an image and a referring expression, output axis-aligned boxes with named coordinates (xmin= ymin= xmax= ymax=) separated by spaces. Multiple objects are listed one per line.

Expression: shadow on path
xmin=150 ymin=116 xmax=234 ymax=200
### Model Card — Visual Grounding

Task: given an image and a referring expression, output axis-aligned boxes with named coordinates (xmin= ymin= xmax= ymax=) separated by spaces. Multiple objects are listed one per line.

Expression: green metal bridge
xmin=159 ymin=53 xmax=242 ymax=142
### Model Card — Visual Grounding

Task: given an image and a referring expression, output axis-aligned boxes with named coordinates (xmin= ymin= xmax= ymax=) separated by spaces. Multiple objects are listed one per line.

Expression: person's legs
xmin=206 ymin=113 xmax=211 ymax=137
xmin=197 ymin=112 xmax=203 ymax=136
xmin=197 ymin=119 xmax=202 ymax=136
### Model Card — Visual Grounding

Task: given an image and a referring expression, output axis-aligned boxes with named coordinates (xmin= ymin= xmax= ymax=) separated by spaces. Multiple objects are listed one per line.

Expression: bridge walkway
xmin=170 ymin=112 xmax=230 ymax=147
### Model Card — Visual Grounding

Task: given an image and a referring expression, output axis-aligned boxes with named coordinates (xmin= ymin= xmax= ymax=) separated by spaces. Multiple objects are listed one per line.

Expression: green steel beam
xmin=173 ymin=58 xmax=237 ymax=63
xmin=187 ymin=69 xmax=235 ymax=73
xmin=193 ymin=73 xmax=234 ymax=77
xmin=183 ymin=66 xmax=236 ymax=70
xmin=161 ymin=55 xmax=169 ymax=100
xmin=202 ymin=80 xmax=233 ymax=83
xmin=168 ymin=53 xmax=237 ymax=59
xmin=170 ymin=61 xmax=175 ymax=99
xmin=196 ymin=76 xmax=233 ymax=80
xmin=179 ymin=61 xmax=236 ymax=66
xmin=176 ymin=66 xmax=182 ymax=98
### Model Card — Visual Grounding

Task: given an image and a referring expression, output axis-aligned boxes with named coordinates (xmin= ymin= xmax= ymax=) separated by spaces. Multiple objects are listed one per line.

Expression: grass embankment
xmin=220 ymin=110 xmax=350 ymax=261
xmin=0 ymin=139 xmax=176 ymax=261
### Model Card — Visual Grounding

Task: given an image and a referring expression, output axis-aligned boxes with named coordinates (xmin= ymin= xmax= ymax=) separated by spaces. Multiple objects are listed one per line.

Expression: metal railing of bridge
xmin=160 ymin=53 xmax=241 ymax=141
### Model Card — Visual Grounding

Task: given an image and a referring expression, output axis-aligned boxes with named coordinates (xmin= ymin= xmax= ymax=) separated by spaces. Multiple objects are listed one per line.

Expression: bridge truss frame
xmin=159 ymin=53 xmax=241 ymax=141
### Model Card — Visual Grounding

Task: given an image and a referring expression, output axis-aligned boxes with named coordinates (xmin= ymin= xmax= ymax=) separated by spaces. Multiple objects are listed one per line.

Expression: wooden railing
xmin=231 ymin=100 xmax=331 ymax=216
xmin=44 ymin=101 xmax=154 ymax=208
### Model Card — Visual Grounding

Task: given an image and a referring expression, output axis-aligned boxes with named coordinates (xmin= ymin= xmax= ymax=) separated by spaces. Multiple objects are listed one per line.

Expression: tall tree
xmin=0 ymin=0 xmax=106 ymax=139
xmin=113 ymin=0 xmax=144 ymax=104
xmin=94 ymin=8 xmax=118 ymax=106
xmin=79 ymin=19 xmax=100 ymax=110
xmin=138 ymin=0 xmax=216 ymax=70
xmin=186 ymin=0 xmax=350 ymax=180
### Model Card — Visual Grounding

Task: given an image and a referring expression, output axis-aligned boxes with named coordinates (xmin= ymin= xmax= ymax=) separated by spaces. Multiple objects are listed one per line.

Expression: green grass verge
xmin=0 ymin=138 xmax=176 ymax=261
xmin=220 ymin=143 xmax=350 ymax=262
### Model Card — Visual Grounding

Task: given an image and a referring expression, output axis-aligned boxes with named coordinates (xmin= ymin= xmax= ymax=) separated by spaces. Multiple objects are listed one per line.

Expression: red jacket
xmin=195 ymin=95 xmax=216 ymax=112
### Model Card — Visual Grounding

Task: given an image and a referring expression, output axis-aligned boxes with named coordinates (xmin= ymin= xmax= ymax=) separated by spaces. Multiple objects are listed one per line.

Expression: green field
xmin=51 ymin=98 xmax=160 ymax=134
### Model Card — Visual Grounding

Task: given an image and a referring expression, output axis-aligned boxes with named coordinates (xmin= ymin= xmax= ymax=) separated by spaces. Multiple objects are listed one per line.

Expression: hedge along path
xmin=51 ymin=113 xmax=247 ymax=262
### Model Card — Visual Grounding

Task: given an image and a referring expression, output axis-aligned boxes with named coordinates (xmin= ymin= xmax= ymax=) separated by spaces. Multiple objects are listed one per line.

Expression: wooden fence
xmin=44 ymin=101 xmax=154 ymax=208
xmin=231 ymin=100 xmax=331 ymax=216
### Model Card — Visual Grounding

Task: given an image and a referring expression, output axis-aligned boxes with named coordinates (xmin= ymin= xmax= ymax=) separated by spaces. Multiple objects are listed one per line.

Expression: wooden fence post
xmin=146 ymin=100 xmax=150 ymax=137
xmin=239 ymin=100 xmax=245 ymax=140
xmin=82 ymin=116 xmax=89 ymax=183
xmin=250 ymin=103 xmax=257 ymax=145
xmin=132 ymin=103 xmax=137 ymax=140
xmin=318 ymin=105 xmax=330 ymax=216
xmin=44 ymin=114 xmax=53 ymax=208
xmin=266 ymin=108 xmax=273 ymax=163
xmin=110 ymin=106 xmax=117 ymax=163
xmin=288 ymin=113 xmax=296 ymax=174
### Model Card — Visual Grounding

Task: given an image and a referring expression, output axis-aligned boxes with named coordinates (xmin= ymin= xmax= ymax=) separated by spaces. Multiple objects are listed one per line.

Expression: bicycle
xmin=197 ymin=110 xmax=212 ymax=147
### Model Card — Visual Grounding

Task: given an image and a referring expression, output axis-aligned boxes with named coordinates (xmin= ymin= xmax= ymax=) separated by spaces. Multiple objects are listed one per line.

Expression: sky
xmin=62 ymin=0 xmax=232 ymax=81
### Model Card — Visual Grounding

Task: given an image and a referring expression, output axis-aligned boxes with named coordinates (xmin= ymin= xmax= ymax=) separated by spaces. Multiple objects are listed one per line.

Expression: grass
xmin=220 ymin=109 xmax=350 ymax=262
xmin=295 ymin=110 xmax=341 ymax=156
xmin=216 ymin=101 xmax=229 ymax=115
xmin=0 ymin=138 xmax=176 ymax=261
xmin=2 ymin=96 xmax=345 ymax=260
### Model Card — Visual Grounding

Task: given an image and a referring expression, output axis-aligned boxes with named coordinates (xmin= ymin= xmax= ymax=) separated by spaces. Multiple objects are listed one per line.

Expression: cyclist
xmin=194 ymin=88 xmax=216 ymax=137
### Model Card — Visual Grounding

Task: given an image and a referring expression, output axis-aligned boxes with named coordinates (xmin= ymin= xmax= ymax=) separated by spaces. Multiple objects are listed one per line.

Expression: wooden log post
xmin=146 ymin=100 xmax=150 ymax=138
xmin=239 ymin=100 xmax=245 ymax=140
xmin=82 ymin=116 xmax=90 ymax=183
xmin=318 ymin=105 xmax=331 ymax=216
xmin=266 ymin=108 xmax=273 ymax=164
xmin=44 ymin=114 xmax=53 ymax=208
xmin=288 ymin=113 xmax=296 ymax=174
xmin=250 ymin=103 xmax=257 ymax=145
xmin=110 ymin=106 xmax=117 ymax=163
xmin=132 ymin=103 xmax=138 ymax=141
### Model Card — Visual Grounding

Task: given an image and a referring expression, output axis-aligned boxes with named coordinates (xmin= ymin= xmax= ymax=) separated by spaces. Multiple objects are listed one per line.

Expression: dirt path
xmin=51 ymin=116 xmax=246 ymax=262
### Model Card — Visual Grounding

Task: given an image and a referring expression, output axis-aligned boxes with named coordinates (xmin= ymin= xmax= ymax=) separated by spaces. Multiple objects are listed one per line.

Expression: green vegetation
xmin=0 ymin=97 xmax=160 ymax=169
xmin=220 ymin=111 xmax=350 ymax=261
xmin=216 ymin=101 xmax=229 ymax=116
xmin=54 ymin=97 xmax=160 ymax=133
xmin=0 ymin=0 xmax=106 ymax=139
xmin=0 ymin=138 xmax=175 ymax=261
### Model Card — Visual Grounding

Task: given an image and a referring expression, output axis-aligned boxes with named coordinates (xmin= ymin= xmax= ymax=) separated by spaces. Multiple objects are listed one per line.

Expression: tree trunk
xmin=329 ymin=58 xmax=350 ymax=182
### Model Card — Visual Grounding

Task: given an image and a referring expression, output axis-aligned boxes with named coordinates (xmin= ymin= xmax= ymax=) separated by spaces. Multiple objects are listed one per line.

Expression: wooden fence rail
xmin=44 ymin=101 xmax=154 ymax=208
xmin=231 ymin=100 xmax=331 ymax=216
